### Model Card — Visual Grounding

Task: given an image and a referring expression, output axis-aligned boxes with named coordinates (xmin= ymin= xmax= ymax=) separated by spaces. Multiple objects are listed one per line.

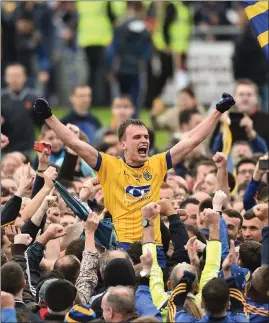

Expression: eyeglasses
xmin=238 ymin=169 xmax=254 ymax=175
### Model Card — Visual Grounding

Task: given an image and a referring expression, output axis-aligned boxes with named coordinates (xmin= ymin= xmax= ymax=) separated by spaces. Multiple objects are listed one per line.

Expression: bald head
xmin=53 ymin=255 xmax=80 ymax=285
xmin=102 ymin=286 xmax=135 ymax=322
xmin=170 ymin=263 xmax=194 ymax=290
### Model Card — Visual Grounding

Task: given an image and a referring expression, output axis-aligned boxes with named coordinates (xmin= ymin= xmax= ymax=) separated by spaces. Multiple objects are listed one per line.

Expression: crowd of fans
xmin=1 ymin=1 xmax=269 ymax=323
xmin=2 ymin=1 xmax=268 ymax=109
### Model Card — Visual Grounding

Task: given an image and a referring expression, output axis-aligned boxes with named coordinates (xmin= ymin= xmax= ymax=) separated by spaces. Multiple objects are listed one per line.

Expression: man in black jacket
xmin=1 ymin=63 xmax=42 ymax=156
xmin=1 ymin=256 xmax=43 ymax=322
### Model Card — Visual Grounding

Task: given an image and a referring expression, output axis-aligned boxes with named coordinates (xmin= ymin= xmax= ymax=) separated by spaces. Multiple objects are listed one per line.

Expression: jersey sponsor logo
xmin=125 ymin=185 xmax=151 ymax=200
xmin=143 ymin=170 xmax=152 ymax=181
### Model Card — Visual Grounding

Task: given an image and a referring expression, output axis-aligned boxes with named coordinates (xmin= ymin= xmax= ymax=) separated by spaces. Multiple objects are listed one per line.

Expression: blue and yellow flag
xmin=244 ymin=1 xmax=269 ymax=61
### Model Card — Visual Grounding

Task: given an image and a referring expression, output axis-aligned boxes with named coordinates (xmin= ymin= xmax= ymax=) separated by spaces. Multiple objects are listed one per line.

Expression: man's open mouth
xmin=138 ymin=147 xmax=148 ymax=156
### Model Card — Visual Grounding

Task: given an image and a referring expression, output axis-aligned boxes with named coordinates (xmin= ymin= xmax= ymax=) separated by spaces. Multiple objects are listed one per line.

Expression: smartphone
xmin=34 ymin=141 xmax=51 ymax=155
xmin=259 ymin=159 xmax=269 ymax=171
xmin=229 ymin=112 xmax=248 ymax=142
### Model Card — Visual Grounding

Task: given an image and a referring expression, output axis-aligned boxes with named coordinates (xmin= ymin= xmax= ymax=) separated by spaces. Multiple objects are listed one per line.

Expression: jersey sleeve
xmin=150 ymin=151 xmax=172 ymax=178
xmin=94 ymin=152 xmax=120 ymax=184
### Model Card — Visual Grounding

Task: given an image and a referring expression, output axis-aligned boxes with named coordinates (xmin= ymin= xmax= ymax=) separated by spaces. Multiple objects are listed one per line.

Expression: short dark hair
xmin=179 ymin=109 xmax=199 ymax=126
xmin=199 ymin=198 xmax=213 ymax=213
xmin=236 ymin=158 xmax=256 ymax=174
xmin=127 ymin=242 xmax=142 ymax=265
xmin=185 ymin=225 xmax=207 ymax=244
xmin=1 ymin=186 xmax=11 ymax=197
xmin=202 ymin=278 xmax=229 ymax=315
xmin=118 ymin=119 xmax=147 ymax=141
xmin=95 ymin=142 xmax=116 ymax=154
xmin=1 ymin=262 xmax=24 ymax=295
xmin=53 ymin=255 xmax=81 ymax=285
xmin=223 ymin=209 xmax=243 ymax=228
xmin=239 ymin=241 xmax=261 ymax=272
xmin=65 ymin=239 xmax=85 ymax=262
xmin=193 ymin=160 xmax=216 ymax=178
xmin=180 ymin=197 xmax=200 ymax=209
xmin=243 ymin=209 xmax=256 ymax=220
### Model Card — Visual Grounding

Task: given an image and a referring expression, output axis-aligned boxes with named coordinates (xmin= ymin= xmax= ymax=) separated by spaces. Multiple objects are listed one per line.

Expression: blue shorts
xmin=117 ymin=242 xmax=166 ymax=268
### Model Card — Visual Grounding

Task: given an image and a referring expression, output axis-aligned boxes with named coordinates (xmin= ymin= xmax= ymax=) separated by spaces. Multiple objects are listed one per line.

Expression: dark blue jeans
xmin=118 ymin=242 xmax=166 ymax=268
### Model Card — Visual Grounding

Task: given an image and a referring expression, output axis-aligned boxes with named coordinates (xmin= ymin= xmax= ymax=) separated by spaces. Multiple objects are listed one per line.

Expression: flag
xmin=222 ymin=119 xmax=238 ymax=196
xmin=243 ymin=1 xmax=269 ymax=61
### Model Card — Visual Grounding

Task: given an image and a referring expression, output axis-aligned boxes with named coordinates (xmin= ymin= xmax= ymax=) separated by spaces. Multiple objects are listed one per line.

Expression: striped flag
xmin=243 ymin=1 xmax=269 ymax=61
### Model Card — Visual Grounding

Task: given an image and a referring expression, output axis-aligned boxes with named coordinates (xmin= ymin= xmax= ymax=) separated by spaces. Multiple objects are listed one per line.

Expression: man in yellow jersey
xmin=33 ymin=93 xmax=235 ymax=267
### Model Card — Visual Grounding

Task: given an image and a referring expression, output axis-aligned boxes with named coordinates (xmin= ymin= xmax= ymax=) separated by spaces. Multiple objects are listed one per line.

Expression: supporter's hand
xmin=1 ymin=134 xmax=9 ymax=149
xmin=84 ymin=211 xmax=99 ymax=234
xmin=66 ymin=123 xmax=80 ymax=137
xmin=216 ymin=93 xmax=235 ymax=113
xmin=1 ymin=291 xmax=15 ymax=309
xmin=240 ymin=114 xmax=256 ymax=139
xmin=141 ymin=202 xmax=160 ymax=221
xmin=185 ymin=236 xmax=200 ymax=270
xmin=194 ymin=239 xmax=206 ymax=253
xmin=213 ymin=152 xmax=227 ymax=169
xmin=33 ymin=97 xmax=52 ymax=120
xmin=79 ymin=178 xmax=101 ymax=202
xmin=253 ymin=155 xmax=269 ymax=182
xmin=213 ymin=190 xmax=227 ymax=212
xmin=40 ymin=194 xmax=57 ymax=212
xmin=158 ymin=199 xmax=175 ymax=217
xmin=43 ymin=166 xmax=58 ymax=190
xmin=14 ymin=233 xmax=32 ymax=246
xmin=253 ymin=203 xmax=268 ymax=227
xmin=66 ymin=124 xmax=80 ymax=155
xmin=203 ymin=208 xmax=220 ymax=227
xmin=140 ymin=250 xmax=153 ymax=273
xmin=16 ymin=163 xmax=35 ymax=197
xmin=46 ymin=206 xmax=61 ymax=224
xmin=44 ymin=223 xmax=66 ymax=240
xmin=176 ymin=209 xmax=188 ymax=222
xmin=222 ymin=240 xmax=235 ymax=278
xmin=5 ymin=225 xmax=21 ymax=243
xmin=37 ymin=142 xmax=52 ymax=171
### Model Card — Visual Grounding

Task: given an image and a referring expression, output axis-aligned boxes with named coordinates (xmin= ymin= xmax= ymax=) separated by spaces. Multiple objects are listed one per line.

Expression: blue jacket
xmin=246 ymin=298 xmax=269 ymax=323
xmin=200 ymin=217 xmax=229 ymax=260
xmin=243 ymin=178 xmax=260 ymax=210
xmin=1 ymin=308 xmax=17 ymax=323
xmin=135 ymin=284 xmax=163 ymax=322
xmin=261 ymin=226 xmax=269 ymax=265
xmin=212 ymin=133 xmax=268 ymax=156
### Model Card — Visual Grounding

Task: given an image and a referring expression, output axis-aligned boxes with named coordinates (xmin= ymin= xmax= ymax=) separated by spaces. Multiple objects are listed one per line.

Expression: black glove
xmin=216 ymin=93 xmax=235 ymax=113
xmin=33 ymin=97 xmax=52 ymax=120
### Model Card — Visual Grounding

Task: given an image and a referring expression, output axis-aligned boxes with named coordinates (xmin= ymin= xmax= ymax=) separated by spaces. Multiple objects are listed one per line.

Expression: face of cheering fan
xmin=120 ymin=125 xmax=150 ymax=165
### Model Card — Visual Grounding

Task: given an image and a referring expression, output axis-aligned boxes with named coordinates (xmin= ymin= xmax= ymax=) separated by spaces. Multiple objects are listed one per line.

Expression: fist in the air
xmin=33 ymin=97 xmax=52 ymax=120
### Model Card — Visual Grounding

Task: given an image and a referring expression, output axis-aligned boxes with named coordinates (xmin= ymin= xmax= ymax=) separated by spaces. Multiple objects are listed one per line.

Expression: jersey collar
xmin=122 ymin=155 xmax=144 ymax=168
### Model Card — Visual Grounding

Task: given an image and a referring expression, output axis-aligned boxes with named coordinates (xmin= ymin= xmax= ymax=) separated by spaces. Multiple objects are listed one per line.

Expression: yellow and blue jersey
xmin=95 ymin=151 xmax=172 ymax=245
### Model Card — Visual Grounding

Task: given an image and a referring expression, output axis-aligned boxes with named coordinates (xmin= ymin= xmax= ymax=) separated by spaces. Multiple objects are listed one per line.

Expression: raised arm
xmin=33 ymin=97 xmax=99 ymax=169
xmin=170 ymin=93 xmax=235 ymax=166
